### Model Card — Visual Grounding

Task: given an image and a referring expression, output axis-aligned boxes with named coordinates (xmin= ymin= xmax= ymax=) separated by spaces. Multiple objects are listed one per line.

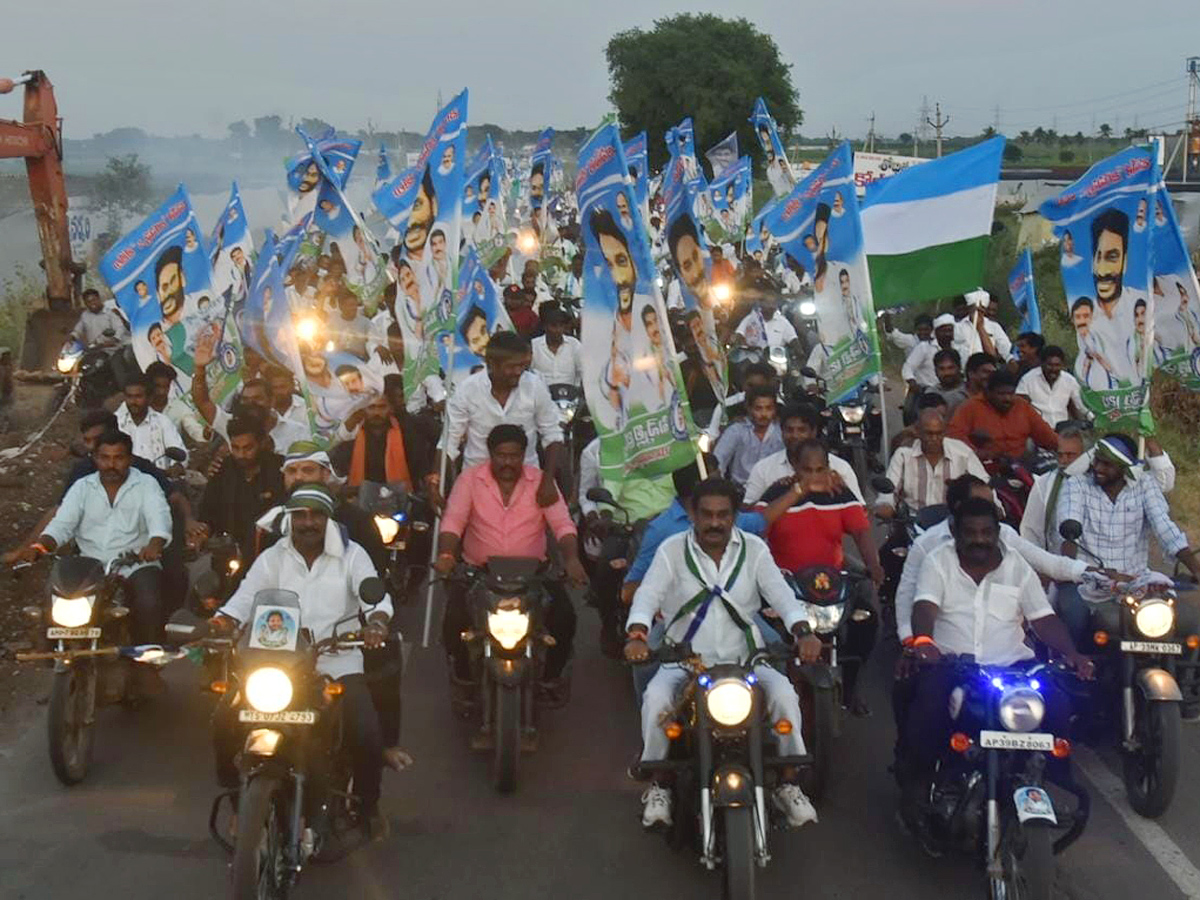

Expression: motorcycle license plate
xmin=979 ymin=731 xmax=1054 ymax=751
xmin=238 ymin=710 xmax=317 ymax=725
xmin=1120 ymin=640 xmax=1182 ymax=655
xmin=47 ymin=627 xmax=101 ymax=640
xmin=844 ymin=426 xmax=862 ymax=435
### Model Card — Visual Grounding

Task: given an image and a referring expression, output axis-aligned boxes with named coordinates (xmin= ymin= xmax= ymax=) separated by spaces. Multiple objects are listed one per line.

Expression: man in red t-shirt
xmin=757 ymin=439 xmax=884 ymax=716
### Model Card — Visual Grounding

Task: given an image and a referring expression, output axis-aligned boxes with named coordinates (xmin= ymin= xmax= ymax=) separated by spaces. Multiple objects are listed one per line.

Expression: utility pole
xmin=866 ymin=112 xmax=876 ymax=153
xmin=827 ymin=125 xmax=841 ymax=148
xmin=926 ymin=102 xmax=950 ymax=158
xmin=993 ymin=104 xmax=1001 ymax=134
xmin=1185 ymin=56 xmax=1200 ymax=184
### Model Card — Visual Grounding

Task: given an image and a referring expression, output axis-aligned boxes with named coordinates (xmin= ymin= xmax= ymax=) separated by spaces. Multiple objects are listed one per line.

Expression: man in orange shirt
xmin=710 ymin=245 xmax=736 ymax=285
xmin=948 ymin=369 xmax=1058 ymax=459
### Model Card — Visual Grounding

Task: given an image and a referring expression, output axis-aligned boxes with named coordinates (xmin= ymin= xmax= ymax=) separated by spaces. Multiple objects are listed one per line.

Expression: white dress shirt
xmin=531 ymin=335 xmax=583 ymax=387
xmin=900 ymin=340 xmax=939 ymax=388
xmin=444 ymin=369 xmax=563 ymax=468
xmin=887 ymin=329 xmax=919 ymax=353
xmin=577 ymin=438 xmax=602 ymax=516
xmin=115 ymin=403 xmax=187 ymax=466
xmin=44 ymin=468 xmax=172 ymax=573
xmin=742 ymin=447 xmax=863 ymax=505
xmin=71 ymin=308 xmax=130 ymax=346
xmin=897 ymin=518 xmax=1087 ymax=641
xmin=913 ymin=541 xmax=1054 ymax=666
xmin=876 ymin=438 xmax=987 ymax=510
xmin=211 ymin=404 xmax=311 ymax=457
xmin=219 ymin=523 xmax=393 ymax=680
xmin=628 ymin=528 xmax=806 ymax=666
xmin=955 ymin=315 xmax=1012 ymax=360
xmin=1017 ymin=368 xmax=1084 ymax=427
xmin=735 ymin=309 xmax=798 ymax=349
xmin=665 ymin=279 xmax=685 ymax=311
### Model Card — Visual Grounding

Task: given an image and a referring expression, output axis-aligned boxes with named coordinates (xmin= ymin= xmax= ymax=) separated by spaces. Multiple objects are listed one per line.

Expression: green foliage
xmin=605 ymin=14 xmax=801 ymax=170
xmin=1003 ymin=143 xmax=1023 ymax=162
xmin=0 ymin=266 xmax=45 ymax=356
xmin=88 ymin=154 xmax=154 ymax=257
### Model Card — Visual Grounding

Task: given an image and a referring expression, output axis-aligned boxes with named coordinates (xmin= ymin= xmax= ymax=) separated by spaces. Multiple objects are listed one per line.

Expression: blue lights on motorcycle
xmin=1030 ymin=679 xmax=1040 ymax=691
xmin=991 ymin=676 xmax=1004 ymax=690
xmin=698 ymin=675 xmax=712 ymax=688
xmin=745 ymin=673 xmax=757 ymax=686
xmin=989 ymin=675 xmax=1040 ymax=692
xmin=393 ymin=512 xmax=407 ymax=522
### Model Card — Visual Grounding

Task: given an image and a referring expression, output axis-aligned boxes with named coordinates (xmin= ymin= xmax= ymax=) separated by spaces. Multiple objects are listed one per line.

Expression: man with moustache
xmin=404 ymin=168 xmax=437 ymax=266
xmin=1087 ymin=208 xmax=1143 ymax=383
xmin=590 ymin=207 xmax=648 ymax=427
xmin=667 ymin=214 xmax=712 ymax=309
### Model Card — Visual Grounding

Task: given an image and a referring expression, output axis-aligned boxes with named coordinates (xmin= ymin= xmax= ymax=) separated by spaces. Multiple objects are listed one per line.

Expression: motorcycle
xmin=165 ymin=578 xmax=389 ymax=900
xmin=983 ymin=448 xmax=1055 ymax=527
xmin=442 ymin=558 xmax=562 ymax=793
xmin=54 ymin=333 xmax=121 ymax=409
xmin=583 ymin=487 xmax=647 ymax=660
xmin=368 ymin=487 xmax=433 ymax=600
xmin=1057 ymin=520 xmax=1196 ymax=817
xmin=804 ymin=368 xmax=881 ymax=490
xmin=189 ymin=532 xmax=243 ymax=619
xmin=15 ymin=550 xmax=164 ymax=785
xmin=872 ymin=475 xmax=950 ymax=638
xmin=908 ymin=659 xmax=1088 ymax=900
xmin=549 ymin=382 xmax=586 ymax=497
xmin=784 ymin=564 xmax=874 ymax=801
xmin=633 ymin=642 xmax=812 ymax=900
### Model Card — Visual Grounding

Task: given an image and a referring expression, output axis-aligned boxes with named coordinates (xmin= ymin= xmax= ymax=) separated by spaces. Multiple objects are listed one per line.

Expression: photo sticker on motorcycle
xmin=1013 ymin=786 xmax=1057 ymax=825
xmin=249 ymin=606 xmax=299 ymax=652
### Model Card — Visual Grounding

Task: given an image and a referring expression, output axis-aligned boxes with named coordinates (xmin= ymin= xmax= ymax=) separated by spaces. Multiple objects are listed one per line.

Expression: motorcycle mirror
xmin=586 ymin=487 xmax=617 ymax=505
xmin=871 ymin=476 xmax=896 ymax=495
xmin=164 ymin=447 xmax=187 ymax=463
xmin=800 ymin=367 xmax=819 ymax=378
xmin=358 ymin=576 xmax=387 ymax=606
xmin=1059 ymin=520 xmax=1084 ymax=542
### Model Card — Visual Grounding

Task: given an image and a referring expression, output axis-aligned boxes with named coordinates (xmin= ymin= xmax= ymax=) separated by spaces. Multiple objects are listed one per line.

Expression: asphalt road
xmin=1 ymin=588 xmax=1199 ymax=900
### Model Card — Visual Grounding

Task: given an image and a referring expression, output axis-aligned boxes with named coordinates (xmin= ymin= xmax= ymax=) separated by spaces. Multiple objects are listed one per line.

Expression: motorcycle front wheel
xmin=1124 ymin=695 xmax=1181 ymax=818
xmin=722 ymin=805 xmax=757 ymax=900
xmin=48 ymin=661 xmax=97 ymax=785
xmin=493 ymin=684 xmax=520 ymax=793
xmin=991 ymin=818 xmax=1053 ymax=900
xmin=230 ymin=775 xmax=291 ymax=900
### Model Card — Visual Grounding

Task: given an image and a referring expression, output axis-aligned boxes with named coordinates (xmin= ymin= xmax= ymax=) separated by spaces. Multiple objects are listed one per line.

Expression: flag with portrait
xmin=463 ymin=135 xmax=508 ymax=265
xmin=208 ymin=182 xmax=255 ymax=308
xmin=1039 ymin=147 xmax=1158 ymax=431
xmin=438 ymin=248 xmax=514 ymax=388
xmin=576 ymin=123 xmax=696 ymax=482
xmin=750 ymin=97 xmax=796 ymax=198
xmin=623 ymin=131 xmax=650 ymax=223
xmin=1008 ymin=249 xmax=1041 ymax=342
xmin=1148 ymin=181 xmax=1200 ymax=391
xmin=284 ymin=131 xmax=361 ymax=223
xmin=700 ymin=156 xmax=752 ymax=245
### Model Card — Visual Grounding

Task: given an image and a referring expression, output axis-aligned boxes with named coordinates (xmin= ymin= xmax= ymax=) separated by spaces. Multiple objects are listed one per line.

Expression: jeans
xmin=124 ymin=566 xmax=164 ymax=645
xmin=442 ymin=579 xmax=576 ymax=680
xmin=213 ymin=673 xmax=384 ymax=815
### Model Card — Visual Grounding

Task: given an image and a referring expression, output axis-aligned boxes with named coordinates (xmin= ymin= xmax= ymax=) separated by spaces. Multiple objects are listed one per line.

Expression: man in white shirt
xmin=21 ymin=429 xmax=172 ymax=652
xmin=329 ymin=287 xmax=372 ymax=360
xmin=435 ymin=331 xmax=563 ymax=511
xmin=576 ymin=437 xmax=604 ymax=561
xmin=212 ymin=484 xmax=393 ymax=832
xmin=625 ymin=478 xmax=818 ymax=830
xmin=901 ymin=315 xmax=960 ymax=417
xmin=732 ymin=293 xmax=800 ymax=353
xmin=954 ymin=290 xmax=1012 ymax=360
xmin=530 ymin=305 xmax=582 ymax=387
xmin=71 ymin=288 xmax=130 ymax=347
xmin=897 ymin=496 xmax=1091 ymax=832
xmin=743 ymin=404 xmax=863 ymax=505
xmin=116 ymin=374 xmax=187 ymax=468
xmin=876 ymin=408 xmax=987 ymax=516
xmin=1017 ymin=345 xmax=1085 ymax=428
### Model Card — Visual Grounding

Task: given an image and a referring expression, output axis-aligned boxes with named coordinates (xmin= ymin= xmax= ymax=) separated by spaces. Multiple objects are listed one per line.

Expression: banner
xmin=576 ymin=123 xmax=696 ymax=481
xmin=99 ymin=185 xmax=244 ymax=416
xmin=750 ymin=97 xmax=796 ymax=197
xmin=1039 ymin=146 xmax=1158 ymax=431
xmin=1149 ymin=182 xmax=1200 ymax=390
xmin=744 ymin=197 xmax=779 ymax=264
xmin=372 ymin=89 xmax=469 ymax=404
xmin=623 ymin=131 xmax=650 ymax=221
xmin=284 ymin=131 xmax=361 ymax=222
xmin=530 ymin=127 xmax=554 ymax=213
xmin=700 ymin=156 xmax=752 ymax=245
xmin=208 ymin=182 xmax=255 ymax=307
xmin=1008 ymin=249 xmax=1041 ymax=339
xmin=463 ymin=135 xmax=508 ymax=265
xmin=662 ymin=147 xmax=727 ymax=405
xmin=853 ymin=150 xmax=926 ymax=196
xmin=375 ymin=143 xmax=392 ymax=189
xmin=765 ymin=142 xmax=881 ymax=402
xmin=705 ymin=131 xmax=740 ymax=181
xmin=438 ymin=248 xmax=514 ymax=387
xmin=666 ymin=117 xmax=704 ymax=186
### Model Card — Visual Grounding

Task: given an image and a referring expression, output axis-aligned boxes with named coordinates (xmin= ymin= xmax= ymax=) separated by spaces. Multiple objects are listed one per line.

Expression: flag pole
xmin=422 ymin=337 xmax=456 ymax=649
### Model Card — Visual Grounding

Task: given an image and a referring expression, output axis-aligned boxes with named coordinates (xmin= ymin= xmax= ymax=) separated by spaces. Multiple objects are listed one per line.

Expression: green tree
xmin=89 ymin=154 xmax=154 ymax=256
xmin=605 ymin=14 xmax=800 ymax=169
xmin=1099 ymin=123 xmax=1112 ymax=139
xmin=1003 ymin=143 xmax=1023 ymax=162
xmin=1059 ymin=149 xmax=1075 ymax=163
xmin=253 ymin=115 xmax=285 ymax=144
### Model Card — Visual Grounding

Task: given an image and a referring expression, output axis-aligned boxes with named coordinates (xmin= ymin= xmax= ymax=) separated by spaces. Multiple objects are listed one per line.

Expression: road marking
xmin=1075 ymin=747 xmax=1200 ymax=898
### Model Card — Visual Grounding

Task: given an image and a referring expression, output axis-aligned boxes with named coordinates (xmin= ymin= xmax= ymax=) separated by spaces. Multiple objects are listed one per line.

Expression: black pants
xmin=213 ymin=673 xmax=384 ymax=815
xmin=125 ymin=566 xmax=164 ymax=644
xmin=842 ymin=580 xmax=879 ymax=704
xmin=363 ymin=642 xmax=402 ymax=747
xmin=442 ymin=581 xmax=577 ymax=680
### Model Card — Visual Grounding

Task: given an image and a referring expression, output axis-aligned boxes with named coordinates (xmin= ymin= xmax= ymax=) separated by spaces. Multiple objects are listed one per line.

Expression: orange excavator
xmin=1 ymin=70 xmax=84 ymax=370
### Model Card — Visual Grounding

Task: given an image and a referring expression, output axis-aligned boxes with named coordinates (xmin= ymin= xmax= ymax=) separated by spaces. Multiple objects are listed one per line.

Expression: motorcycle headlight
xmin=244 ymin=666 xmax=294 ymax=713
xmin=57 ymin=353 xmax=81 ymax=374
xmin=804 ymin=602 xmax=845 ymax=635
xmin=487 ymin=608 xmax=530 ymax=650
xmin=799 ymin=301 xmax=817 ymax=317
xmin=1135 ymin=598 xmax=1175 ymax=639
xmin=838 ymin=405 xmax=866 ymax=424
xmin=51 ymin=595 xmax=95 ymax=628
xmin=706 ymin=678 xmax=754 ymax=727
xmin=556 ymin=399 xmax=577 ymax=424
xmin=374 ymin=514 xmax=401 ymax=545
xmin=999 ymin=686 xmax=1045 ymax=733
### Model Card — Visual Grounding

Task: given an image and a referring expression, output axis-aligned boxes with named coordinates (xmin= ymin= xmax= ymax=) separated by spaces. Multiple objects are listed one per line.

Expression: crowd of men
xmin=4 ymin=214 xmax=1198 ymax=845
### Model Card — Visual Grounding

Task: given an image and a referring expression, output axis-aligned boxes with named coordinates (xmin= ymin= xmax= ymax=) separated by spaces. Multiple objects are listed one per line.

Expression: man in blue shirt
xmin=713 ymin=385 xmax=783 ymax=486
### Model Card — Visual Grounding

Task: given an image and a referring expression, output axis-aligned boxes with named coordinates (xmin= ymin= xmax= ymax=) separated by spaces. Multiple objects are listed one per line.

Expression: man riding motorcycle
xmin=625 ymin=478 xmax=819 ymax=830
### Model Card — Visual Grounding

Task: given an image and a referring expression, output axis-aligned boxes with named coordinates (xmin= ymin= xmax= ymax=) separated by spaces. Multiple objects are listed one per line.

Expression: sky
xmin=2 ymin=0 xmax=1196 ymax=144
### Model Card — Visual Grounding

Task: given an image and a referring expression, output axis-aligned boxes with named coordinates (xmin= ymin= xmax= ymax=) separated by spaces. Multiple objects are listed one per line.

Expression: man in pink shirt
xmin=435 ymin=424 xmax=588 ymax=692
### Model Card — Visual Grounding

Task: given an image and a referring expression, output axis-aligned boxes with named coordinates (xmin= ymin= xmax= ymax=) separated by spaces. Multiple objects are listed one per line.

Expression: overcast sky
xmin=3 ymin=0 xmax=1195 ymax=144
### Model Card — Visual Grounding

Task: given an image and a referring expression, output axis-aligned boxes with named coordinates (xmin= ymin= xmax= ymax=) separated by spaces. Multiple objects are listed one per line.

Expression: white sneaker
xmin=773 ymin=784 xmax=818 ymax=828
xmin=641 ymin=784 xmax=673 ymax=828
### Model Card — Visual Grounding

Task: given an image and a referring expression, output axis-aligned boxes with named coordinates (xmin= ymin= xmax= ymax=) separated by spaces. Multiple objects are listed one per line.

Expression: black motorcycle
xmin=166 ymin=578 xmax=389 ymax=900
xmin=368 ymin=487 xmax=434 ymax=600
xmin=909 ymin=659 xmax=1088 ymax=900
xmin=784 ymin=564 xmax=874 ymax=801
xmin=872 ymin=475 xmax=950 ymax=638
xmin=803 ymin=368 xmax=881 ymax=489
xmin=549 ymin=382 xmax=586 ymax=497
xmin=633 ymin=643 xmax=812 ymax=900
xmin=444 ymin=558 xmax=561 ymax=793
xmin=189 ymin=532 xmax=243 ymax=618
xmin=16 ymin=550 xmax=161 ymax=785
xmin=584 ymin=487 xmax=647 ymax=659
xmin=1057 ymin=519 xmax=1195 ymax=817
xmin=54 ymin=332 xmax=124 ymax=409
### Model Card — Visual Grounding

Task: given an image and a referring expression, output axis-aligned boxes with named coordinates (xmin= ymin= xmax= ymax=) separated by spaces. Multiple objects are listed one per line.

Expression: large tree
xmin=606 ymin=14 xmax=801 ymax=170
